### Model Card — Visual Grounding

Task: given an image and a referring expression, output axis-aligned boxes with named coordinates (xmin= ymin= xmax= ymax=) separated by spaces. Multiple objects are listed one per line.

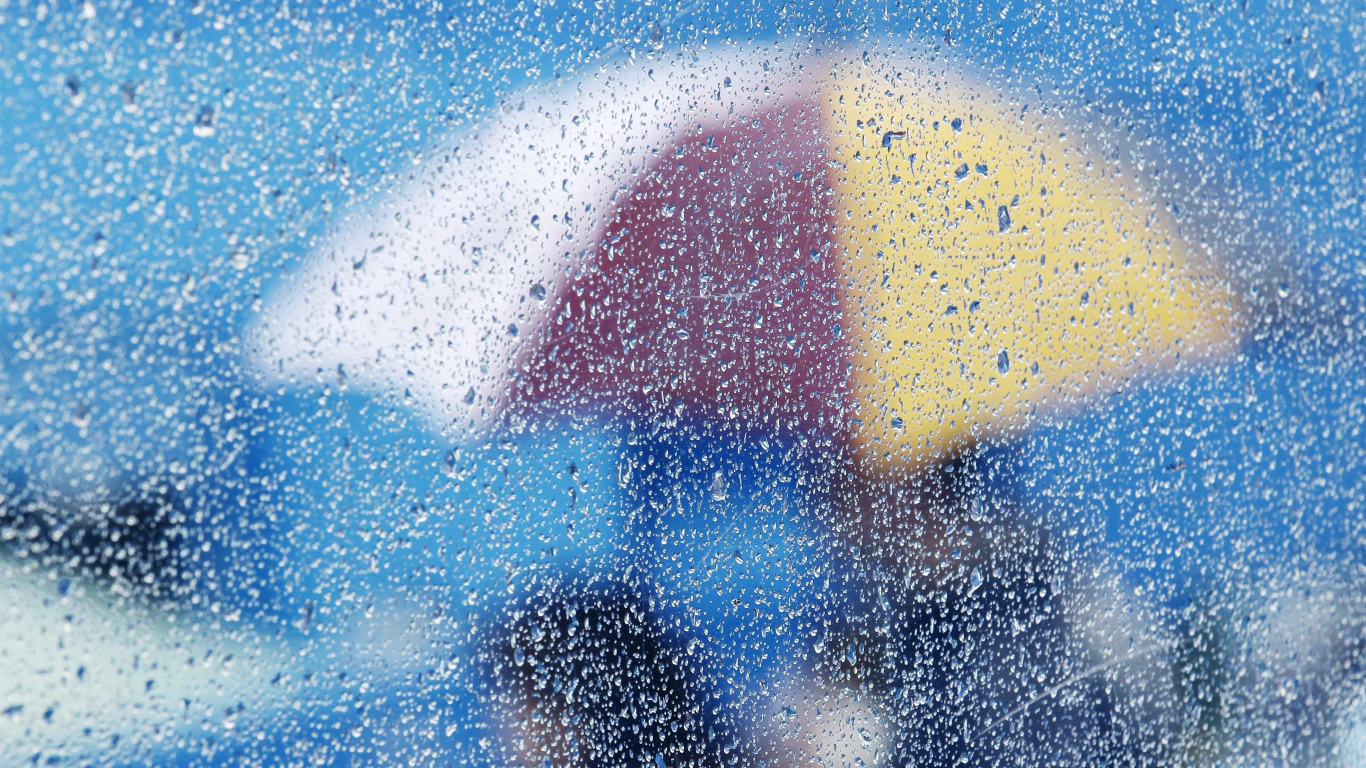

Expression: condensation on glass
xmin=1 ymin=2 xmax=1363 ymax=766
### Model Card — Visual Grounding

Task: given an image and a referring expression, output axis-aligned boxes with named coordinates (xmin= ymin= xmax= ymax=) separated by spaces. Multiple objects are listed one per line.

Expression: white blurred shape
xmin=248 ymin=48 xmax=790 ymax=437
xmin=0 ymin=564 xmax=285 ymax=760
xmin=764 ymin=679 xmax=890 ymax=768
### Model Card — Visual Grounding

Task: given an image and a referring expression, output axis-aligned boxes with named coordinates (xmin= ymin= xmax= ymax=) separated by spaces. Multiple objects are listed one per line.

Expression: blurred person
xmin=247 ymin=45 xmax=1241 ymax=767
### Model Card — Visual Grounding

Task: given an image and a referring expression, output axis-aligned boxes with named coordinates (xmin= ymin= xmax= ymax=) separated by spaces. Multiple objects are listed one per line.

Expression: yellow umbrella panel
xmin=822 ymin=59 xmax=1242 ymax=472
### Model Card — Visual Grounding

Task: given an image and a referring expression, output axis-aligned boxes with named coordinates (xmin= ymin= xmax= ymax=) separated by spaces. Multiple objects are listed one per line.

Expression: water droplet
xmin=529 ymin=283 xmax=547 ymax=301
xmin=193 ymin=106 xmax=216 ymax=138
xmin=997 ymin=350 xmax=1010 ymax=374
xmin=647 ymin=20 xmax=663 ymax=50
xmin=507 ymin=323 xmax=518 ymax=337
xmin=970 ymin=567 xmax=984 ymax=593
xmin=1080 ymin=291 xmax=1090 ymax=308
xmin=890 ymin=416 xmax=904 ymax=429
xmin=881 ymin=130 xmax=906 ymax=149
xmin=710 ymin=470 xmax=728 ymax=501
xmin=954 ymin=163 xmax=969 ymax=180
xmin=950 ymin=117 xmax=963 ymax=132
xmin=65 ymin=75 xmax=84 ymax=106
xmin=656 ymin=754 xmax=667 ymax=768
xmin=975 ymin=163 xmax=988 ymax=176
xmin=120 ymin=81 xmax=138 ymax=112
xmin=73 ymin=403 xmax=90 ymax=428
xmin=944 ymin=305 xmax=959 ymax=316
xmin=997 ymin=205 xmax=1011 ymax=232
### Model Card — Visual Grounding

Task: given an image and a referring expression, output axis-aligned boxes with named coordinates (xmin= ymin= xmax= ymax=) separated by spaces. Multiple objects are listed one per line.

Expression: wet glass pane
xmin=2 ymin=1 xmax=1364 ymax=765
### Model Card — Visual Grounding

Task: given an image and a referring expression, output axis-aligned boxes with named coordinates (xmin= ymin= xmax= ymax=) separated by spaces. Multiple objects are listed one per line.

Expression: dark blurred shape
xmin=1 ymin=486 xmax=194 ymax=600
xmin=481 ymin=588 xmax=716 ymax=768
